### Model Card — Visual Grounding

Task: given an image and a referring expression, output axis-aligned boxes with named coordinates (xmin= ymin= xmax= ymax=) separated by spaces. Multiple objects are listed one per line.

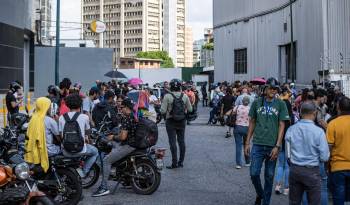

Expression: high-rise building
xmin=34 ymin=0 xmax=52 ymax=45
xmin=82 ymin=0 xmax=163 ymax=62
xmin=163 ymin=0 xmax=186 ymax=67
xmin=184 ymin=26 xmax=193 ymax=67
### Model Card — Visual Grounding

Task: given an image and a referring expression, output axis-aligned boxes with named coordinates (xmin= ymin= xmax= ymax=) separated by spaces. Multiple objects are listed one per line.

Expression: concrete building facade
xmin=184 ymin=26 xmax=193 ymax=67
xmin=82 ymin=0 xmax=163 ymax=61
xmin=0 ymin=0 xmax=35 ymax=94
xmin=213 ymin=0 xmax=350 ymax=94
xmin=34 ymin=0 xmax=52 ymax=45
xmin=163 ymin=0 xmax=186 ymax=67
xmin=119 ymin=57 xmax=161 ymax=69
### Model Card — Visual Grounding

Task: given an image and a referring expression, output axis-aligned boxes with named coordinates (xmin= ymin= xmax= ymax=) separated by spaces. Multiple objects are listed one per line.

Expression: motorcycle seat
xmin=130 ymin=149 xmax=148 ymax=155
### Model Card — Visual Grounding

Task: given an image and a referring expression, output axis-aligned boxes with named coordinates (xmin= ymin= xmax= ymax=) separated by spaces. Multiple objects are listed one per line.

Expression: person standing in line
xmin=161 ymin=79 xmax=192 ymax=169
xmin=235 ymin=87 xmax=255 ymax=107
xmin=244 ymin=78 xmax=290 ymax=205
xmin=274 ymin=88 xmax=295 ymax=196
xmin=221 ymin=88 xmax=235 ymax=138
xmin=201 ymin=82 xmax=208 ymax=107
xmin=285 ymin=102 xmax=330 ymax=205
xmin=6 ymin=82 xmax=23 ymax=125
xmin=231 ymin=96 xmax=251 ymax=169
xmin=326 ymin=97 xmax=350 ymax=205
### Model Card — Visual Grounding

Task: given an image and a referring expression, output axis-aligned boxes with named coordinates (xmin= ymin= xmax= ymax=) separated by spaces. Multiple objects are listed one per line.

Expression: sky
xmin=52 ymin=0 xmax=213 ymax=41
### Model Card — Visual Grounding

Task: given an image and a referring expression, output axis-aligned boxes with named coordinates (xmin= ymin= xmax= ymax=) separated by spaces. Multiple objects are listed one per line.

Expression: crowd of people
xmin=206 ymin=78 xmax=350 ymax=205
xmin=4 ymin=76 xmax=350 ymax=204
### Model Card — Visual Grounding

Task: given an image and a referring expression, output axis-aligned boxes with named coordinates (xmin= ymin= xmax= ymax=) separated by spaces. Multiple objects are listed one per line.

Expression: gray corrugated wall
xmin=34 ymin=47 xmax=114 ymax=98
xmin=213 ymin=0 xmax=324 ymax=84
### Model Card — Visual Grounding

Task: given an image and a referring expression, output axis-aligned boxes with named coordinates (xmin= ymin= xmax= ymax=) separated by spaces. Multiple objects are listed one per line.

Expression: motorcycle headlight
xmin=15 ymin=162 xmax=30 ymax=180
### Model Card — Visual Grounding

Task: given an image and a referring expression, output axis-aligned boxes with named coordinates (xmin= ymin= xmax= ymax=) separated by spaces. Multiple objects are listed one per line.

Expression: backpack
xmin=131 ymin=118 xmax=158 ymax=149
xmin=62 ymin=113 xmax=84 ymax=153
xmin=170 ymin=93 xmax=186 ymax=121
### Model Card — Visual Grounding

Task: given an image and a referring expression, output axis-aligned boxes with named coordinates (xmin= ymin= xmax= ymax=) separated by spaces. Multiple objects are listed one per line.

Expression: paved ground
xmin=81 ymin=105 xmax=289 ymax=205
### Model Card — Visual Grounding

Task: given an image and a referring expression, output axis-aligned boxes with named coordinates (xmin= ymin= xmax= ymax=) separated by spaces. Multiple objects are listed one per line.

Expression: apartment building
xmin=34 ymin=0 xmax=52 ymax=45
xmin=163 ymin=0 xmax=186 ymax=67
xmin=184 ymin=26 xmax=193 ymax=67
xmin=82 ymin=0 xmax=162 ymax=60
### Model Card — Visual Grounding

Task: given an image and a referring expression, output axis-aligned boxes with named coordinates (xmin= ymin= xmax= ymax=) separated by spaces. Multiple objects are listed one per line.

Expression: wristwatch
xmin=274 ymin=145 xmax=281 ymax=150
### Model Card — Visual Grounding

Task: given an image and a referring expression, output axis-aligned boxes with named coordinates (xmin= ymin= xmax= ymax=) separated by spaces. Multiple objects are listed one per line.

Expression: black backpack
xmin=130 ymin=118 xmax=158 ymax=149
xmin=170 ymin=93 xmax=186 ymax=121
xmin=62 ymin=113 xmax=84 ymax=153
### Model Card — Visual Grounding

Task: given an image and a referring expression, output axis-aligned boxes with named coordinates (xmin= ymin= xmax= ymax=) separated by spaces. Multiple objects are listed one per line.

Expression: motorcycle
xmin=0 ymin=128 xmax=54 ymax=205
xmin=80 ymin=113 xmax=166 ymax=195
xmin=0 ymin=117 xmax=82 ymax=205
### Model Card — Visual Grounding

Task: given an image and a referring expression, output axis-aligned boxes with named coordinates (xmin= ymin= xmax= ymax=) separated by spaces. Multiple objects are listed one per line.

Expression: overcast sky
xmin=52 ymin=0 xmax=213 ymax=41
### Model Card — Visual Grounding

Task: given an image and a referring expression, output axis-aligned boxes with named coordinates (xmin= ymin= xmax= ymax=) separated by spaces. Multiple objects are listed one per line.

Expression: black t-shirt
xmin=6 ymin=92 xmax=19 ymax=114
xmin=221 ymin=95 xmax=235 ymax=114
xmin=120 ymin=115 xmax=137 ymax=145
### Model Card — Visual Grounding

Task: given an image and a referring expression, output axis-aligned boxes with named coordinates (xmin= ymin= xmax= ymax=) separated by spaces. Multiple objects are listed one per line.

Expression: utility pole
xmin=289 ymin=0 xmax=295 ymax=83
xmin=55 ymin=0 xmax=60 ymax=85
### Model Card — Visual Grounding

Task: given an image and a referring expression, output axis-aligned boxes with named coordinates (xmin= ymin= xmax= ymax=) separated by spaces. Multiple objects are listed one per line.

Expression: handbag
xmin=225 ymin=106 xmax=237 ymax=127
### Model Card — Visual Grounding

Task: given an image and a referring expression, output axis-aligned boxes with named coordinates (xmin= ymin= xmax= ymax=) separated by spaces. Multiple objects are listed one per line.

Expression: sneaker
xmin=166 ymin=164 xmax=178 ymax=169
xmin=76 ymin=168 xmax=86 ymax=178
xmin=275 ymin=184 xmax=282 ymax=195
xmin=225 ymin=132 xmax=231 ymax=138
xmin=177 ymin=162 xmax=184 ymax=168
xmin=92 ymin=187 xmax=110 ymax=197
xmin=244 ymin=163 xmax=251 ymax=167
xmin=254 ymin=196 xmax=262 ymax=205
xmin=235 ymin=165 xmax=242 ymax=169
xmin=283 ymin=188 xmax=289 ymax=196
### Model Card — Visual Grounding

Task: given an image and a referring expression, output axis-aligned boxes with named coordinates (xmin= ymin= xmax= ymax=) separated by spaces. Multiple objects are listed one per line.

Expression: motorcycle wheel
xmin=82 ymin=163 xmax=100 ymax=189
xmin=219 ymin=120 xmax=225 ymax=126
xmin=53 ymin=169 xmax=82 ymax=205
xmin=212 ymin=119 xmax=218 ymax=124
xmin=131 ymin=159 xmax=161 ymax=195
xmin=29 ymin=196 xmax=56 ymax=205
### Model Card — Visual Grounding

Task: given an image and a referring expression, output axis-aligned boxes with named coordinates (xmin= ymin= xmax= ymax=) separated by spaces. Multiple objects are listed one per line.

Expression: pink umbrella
xmin=128 ymin=78 xmax=143 ymax=86
xmin=250 ymin=77 xmax=266 ymax=85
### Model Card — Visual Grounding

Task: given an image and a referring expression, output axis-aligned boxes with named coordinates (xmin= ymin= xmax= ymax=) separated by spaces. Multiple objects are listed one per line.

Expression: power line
xmin=42 ymin=20 xmax=84 ymax=25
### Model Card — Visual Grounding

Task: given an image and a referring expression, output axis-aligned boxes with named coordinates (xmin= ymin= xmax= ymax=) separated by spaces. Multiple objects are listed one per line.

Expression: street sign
xmin=89 ymin=20 xmax=106 ymax=33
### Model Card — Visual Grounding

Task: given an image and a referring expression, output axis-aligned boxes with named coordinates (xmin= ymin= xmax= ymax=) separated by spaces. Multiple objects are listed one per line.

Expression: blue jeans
xmin=233 ymin=125 xmax=250 ymax=166
xmin=250 ymin=145 xmax=277 ymax=205
xmin=302 ymin=163 xmax=328 ymax=205
xmin=330 ymin=171 xmax=350 ymax=205
xmin=275 ymin=150 xmax=289 ymax=188
xmin=63 ymin=144 xmax=99 ymax=175
xmin=208 ymin=106 xmax=218 ymax=123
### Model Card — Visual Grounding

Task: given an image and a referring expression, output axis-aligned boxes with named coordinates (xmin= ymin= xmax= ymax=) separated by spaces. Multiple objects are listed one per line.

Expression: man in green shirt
xmin=244 ymin=78 xmax=290 ymax=205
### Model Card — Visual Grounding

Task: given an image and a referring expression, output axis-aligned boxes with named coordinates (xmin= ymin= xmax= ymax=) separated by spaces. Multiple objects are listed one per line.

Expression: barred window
xmin=234 ymin=48 xmax=247 ymax=74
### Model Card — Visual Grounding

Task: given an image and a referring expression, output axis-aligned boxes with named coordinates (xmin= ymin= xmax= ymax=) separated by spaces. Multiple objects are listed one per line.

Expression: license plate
xmin=156 ymin=159 xmax=164 ymax=170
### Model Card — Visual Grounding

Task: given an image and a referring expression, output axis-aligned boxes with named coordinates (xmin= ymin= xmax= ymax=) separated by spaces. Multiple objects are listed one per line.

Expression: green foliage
xmin=202 ymin=43 xmax=214 ymax=50
xmin=136 ymin=51 xmax=175 ymax=68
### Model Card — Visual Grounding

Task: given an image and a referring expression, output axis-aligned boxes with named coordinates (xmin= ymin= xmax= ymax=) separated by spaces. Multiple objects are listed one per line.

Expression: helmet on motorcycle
xmin=169 ymin=79 xmax=182 ymax=91
xmin=9 ymin=81 xmax=21 ymax=93
xmin=265 ymin=77 xmax=280 ymax=90
xmin=47 ymin=85 xmax=60 ymax=96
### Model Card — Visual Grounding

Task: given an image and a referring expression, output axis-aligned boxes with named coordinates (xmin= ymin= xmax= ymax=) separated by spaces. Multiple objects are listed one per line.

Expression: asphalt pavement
xmin=81 ymin=105 xmax=289 ymax=205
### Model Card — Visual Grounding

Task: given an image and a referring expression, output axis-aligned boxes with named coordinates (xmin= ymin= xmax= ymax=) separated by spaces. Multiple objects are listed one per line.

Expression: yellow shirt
xmin=326 ymin=115 xmax=350 ymax=172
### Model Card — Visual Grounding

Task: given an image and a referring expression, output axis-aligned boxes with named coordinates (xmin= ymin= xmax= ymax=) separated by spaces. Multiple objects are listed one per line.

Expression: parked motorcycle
xmin=0 ymin=120 xmax=82 ymax=205
xmin=0 ymin=128 xmax=54 ymax=205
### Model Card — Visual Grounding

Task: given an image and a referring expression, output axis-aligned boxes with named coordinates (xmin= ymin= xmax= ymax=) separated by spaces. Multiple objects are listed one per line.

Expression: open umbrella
xmin=104 ymin=70 xmax=127 ymax=79
xmin=128 ymin=78 xmax=143 ymax=86
xmin=250 ymin=77 xmax=266 ymax=85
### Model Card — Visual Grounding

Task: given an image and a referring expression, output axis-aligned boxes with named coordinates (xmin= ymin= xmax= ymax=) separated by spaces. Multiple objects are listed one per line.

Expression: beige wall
xmin=184 ymin=26 xmax=193 ymax=67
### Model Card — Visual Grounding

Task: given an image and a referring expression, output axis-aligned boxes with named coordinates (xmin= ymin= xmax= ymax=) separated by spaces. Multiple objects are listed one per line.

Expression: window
xmin=234 ymin=48 xmax=247 ymax=74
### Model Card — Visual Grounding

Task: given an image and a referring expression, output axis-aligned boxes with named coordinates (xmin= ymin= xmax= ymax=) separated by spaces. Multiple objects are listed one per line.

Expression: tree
xmin=202 ymin=42 xmax=214 ymax=50
xmin=136 ymin=51 xmax=175 ymax=68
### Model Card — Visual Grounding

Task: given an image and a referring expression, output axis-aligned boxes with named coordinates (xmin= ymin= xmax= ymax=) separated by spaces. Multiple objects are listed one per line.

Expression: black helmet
xmin=121 ymin=98 xmax=134 ymax=110
xmin=9 ymin=82 xmax=21 ymax=92
xmin=47 ymin=85 xmax=59 ymax=96
xmin=170 ymin=79 xmax=182 ymax=91
xmin=265 ymin=77 xmax=280 ymax=89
